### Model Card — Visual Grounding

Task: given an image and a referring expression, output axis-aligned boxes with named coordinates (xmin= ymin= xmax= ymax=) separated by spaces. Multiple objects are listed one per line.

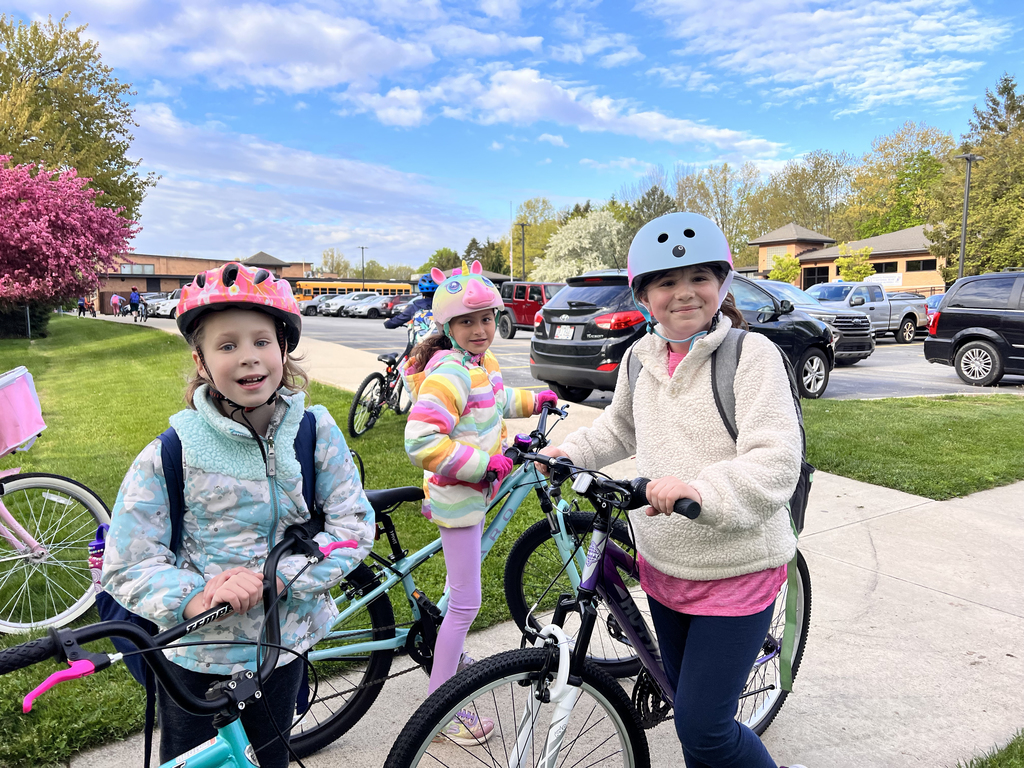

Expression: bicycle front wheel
xmin=384 ymin=648 xmax=650 ymax=768
xmin=348 ymin=373 xmax=385 ymax=438
xmin=0 ymin=473 xmax=110 ymax=632
xmin=504 ymin=512 xmax=644 ymax=677
xmin=393 ymin=376 xmax=413 ymax=415
xmin=737 ymin=549 xmax=811 ymax=735
xmin=290 ymin=564 xmax=397 ymax=757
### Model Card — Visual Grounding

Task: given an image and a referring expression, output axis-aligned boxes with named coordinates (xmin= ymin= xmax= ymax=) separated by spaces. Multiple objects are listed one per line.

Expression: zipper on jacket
xmin=266 ymin=437 xmax=277 ymax=477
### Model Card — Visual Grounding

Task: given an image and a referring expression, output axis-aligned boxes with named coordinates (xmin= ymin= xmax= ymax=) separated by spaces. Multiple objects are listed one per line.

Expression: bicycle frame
xmin=310 ymin=460 xmax=572 ymax=660
xmin=158 ymin=719 xmax=256 ymax=768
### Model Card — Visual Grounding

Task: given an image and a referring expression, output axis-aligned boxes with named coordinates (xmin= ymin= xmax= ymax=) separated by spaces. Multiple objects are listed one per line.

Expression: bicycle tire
xmin=347 ymin=373 xmax=386 ymax=438
xmin=503 ymin=512 xmax=644 ymax=678
xmin=393 ymin=375 xmax=412 ymax=415
xmin=290 ymin=563 xmax=397 ymax=757
xmin=384 ymin=647 xmax=650 ymax=768
xmin=737 ymin=549 xmax=811 ymax=735
xmin=0 ymin=473 xmax=110 ymax=633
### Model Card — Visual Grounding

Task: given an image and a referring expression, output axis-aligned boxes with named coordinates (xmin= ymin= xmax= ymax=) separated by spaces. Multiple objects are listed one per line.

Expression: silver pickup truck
xmin=805 ymin=281 xmax=928 ymax=343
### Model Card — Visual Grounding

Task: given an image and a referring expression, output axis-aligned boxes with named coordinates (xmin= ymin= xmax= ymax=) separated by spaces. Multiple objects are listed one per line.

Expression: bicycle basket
xmin=0 ymin=367 xmax=46 ymax=458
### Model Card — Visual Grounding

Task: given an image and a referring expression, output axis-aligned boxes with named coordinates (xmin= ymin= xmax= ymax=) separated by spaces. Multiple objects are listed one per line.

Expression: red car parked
xmin=497 ymin=281 xmax=564 ymax=338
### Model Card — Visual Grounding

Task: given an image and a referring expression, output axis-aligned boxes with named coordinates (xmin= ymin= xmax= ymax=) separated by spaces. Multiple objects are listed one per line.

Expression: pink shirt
xmin=639 ymin=348 xmax=786 ymax=616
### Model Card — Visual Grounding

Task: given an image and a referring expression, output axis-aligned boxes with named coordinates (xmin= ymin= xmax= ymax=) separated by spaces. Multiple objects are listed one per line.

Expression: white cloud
xmin=146 ymin=79 xmax=180 ymax=98
xmin=638 ymin=0 xmax=1011 ymax=112
xmin=129 ymin=103 xmax=500 ymax=263
xmin=646 ymin=65 xmax=719 ymax=92
xmin=479 ymin=0 xmax=521 ymax=20
xmin=537 ymin=133 xmax=568 ymax=147
xmin=294 ymin=101 xmax=308 ymax=111
xmin=490 ymin=140 xmax=504 ymax=150
xmin=550 ymin=33 xmax=644 ymax=68
xmin=539 ymin=157 xmax=552 ymax=164
xmin=580 ymin=157 xmax=655 ymax=174
xmin=422 ymin=25 xmax=542 ymax=56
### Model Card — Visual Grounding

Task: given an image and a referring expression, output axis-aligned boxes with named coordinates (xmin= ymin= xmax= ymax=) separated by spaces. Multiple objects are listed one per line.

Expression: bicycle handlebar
xmin=0 ymin=526 xmax=346 ymax=716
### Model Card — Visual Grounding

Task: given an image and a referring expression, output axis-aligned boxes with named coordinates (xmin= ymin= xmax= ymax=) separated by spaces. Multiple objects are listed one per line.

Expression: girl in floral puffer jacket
xmin=101 ymin=263 xmax=374 ymax=768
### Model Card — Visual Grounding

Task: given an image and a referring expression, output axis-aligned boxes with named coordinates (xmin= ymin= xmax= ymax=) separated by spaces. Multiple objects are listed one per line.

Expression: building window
xmin=765 ymin=245 xmax=787 ymax=270
xmin=906 ymin=259 xmax=937 ymax=272
xmin=802 ymin=266 xmax=829 ymax=289
xmin=873 ymin=261 xmax=898 ymax=273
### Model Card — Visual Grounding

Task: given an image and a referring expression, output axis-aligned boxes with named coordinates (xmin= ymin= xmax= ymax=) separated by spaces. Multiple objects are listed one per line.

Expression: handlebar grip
xmin=673 ymin=498 xmax=702 ymax=519
xmin=629 ymin=478 xmax=701 ymax=519
xmin=483 ymin=470 xmax=497 ymax=483
xmin=0 ymin=635 xmax=57 ymax=675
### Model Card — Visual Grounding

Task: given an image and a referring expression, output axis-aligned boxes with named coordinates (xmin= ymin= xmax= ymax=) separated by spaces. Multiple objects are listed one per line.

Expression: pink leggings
xmin=428 ymin=520 xmax=484 ymax=695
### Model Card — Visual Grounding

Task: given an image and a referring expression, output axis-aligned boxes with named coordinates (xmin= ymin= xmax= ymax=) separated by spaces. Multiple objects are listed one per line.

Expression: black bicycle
xmin=347 ymin=330 xmax=414 ymax=438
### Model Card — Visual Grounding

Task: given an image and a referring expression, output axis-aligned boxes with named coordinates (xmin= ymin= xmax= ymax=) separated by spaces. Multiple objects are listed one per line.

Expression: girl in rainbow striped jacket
xmin=402 ymin=261 xmax=557 ymax=745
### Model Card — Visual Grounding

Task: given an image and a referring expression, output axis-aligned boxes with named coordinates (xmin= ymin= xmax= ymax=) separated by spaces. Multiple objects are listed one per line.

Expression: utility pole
xmin=358 ymin=246 xmax=368 ymax=290
xmin=516 ymin=222 xmax=529 ymax=280
xmin=953 ymin=153 xmax=983 ymax=280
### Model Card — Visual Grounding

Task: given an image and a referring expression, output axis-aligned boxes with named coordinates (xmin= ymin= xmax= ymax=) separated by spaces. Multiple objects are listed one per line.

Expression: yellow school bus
xmin=294 ymin=280 xmax=415 ymax=301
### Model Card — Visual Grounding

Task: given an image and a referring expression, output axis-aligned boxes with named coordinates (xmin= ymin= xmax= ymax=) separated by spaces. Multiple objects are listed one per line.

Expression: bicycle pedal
xmin=411 ymin=589 xmax=442 ymax=620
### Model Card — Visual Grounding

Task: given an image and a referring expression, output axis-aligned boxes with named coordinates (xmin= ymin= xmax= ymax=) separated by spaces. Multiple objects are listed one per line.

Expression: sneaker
xmin=456 ymin=652 xmax=476 ymax=674
xmin=432 ymin=708 xmax=494 ymax=746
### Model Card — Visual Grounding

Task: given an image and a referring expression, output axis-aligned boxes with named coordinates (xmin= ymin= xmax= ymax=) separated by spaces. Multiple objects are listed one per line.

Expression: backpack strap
xmin=156 ymin=429 xmax=186 ymax=555
xmin=295 ymin=410 xmax=325 ymax=534
xmin=626 ymin=342 xmax=643 ymax=393
xmin=710 ymin=328 xmax=746 ymax=442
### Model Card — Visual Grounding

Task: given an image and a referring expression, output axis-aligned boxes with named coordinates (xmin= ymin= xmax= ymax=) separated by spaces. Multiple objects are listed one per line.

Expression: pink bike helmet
xmin=176 ymin=262 xmax=302 ymax=352
xmin=430 ymin=260 xmax=504 ymax=329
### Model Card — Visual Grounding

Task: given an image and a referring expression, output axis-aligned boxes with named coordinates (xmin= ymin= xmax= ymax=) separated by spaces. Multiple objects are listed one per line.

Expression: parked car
xmin=925 ymin=293 xmax=944 ymax=323
xmin=391 ymin=293 xmax=421 ymax=318
xmin=888 ymin=291 xmax=927 ymax=300
xmin=299 ymin=295 xmax=334 ymax=316
xmin=530 ymin=270 xmax=835 ymax=402
xmin=758 ymin=280 xmax=875 ymax=366
xmin=347 ymin=293 xmax=410 ymax=319
xmin=497 ymin=281 xmax=565 ymax=338
xmin=805 ymin=281 xmax=928 ymax=342
xmin=923 ymin=271 xmax=1024 ymax=386
xmin=318 ymin=292 xmax=380 ymax=317
xmin=149 ymin=289 xmax=182 ymax=318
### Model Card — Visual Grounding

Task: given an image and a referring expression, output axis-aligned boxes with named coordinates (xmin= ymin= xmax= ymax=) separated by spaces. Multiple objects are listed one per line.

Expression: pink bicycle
xmin=0 ymin=367 xmax=110 ymax=632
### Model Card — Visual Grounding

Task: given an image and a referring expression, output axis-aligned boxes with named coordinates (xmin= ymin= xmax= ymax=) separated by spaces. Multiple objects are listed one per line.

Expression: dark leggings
xmin=157 ymin=659 xmax=303 ymax=768
xmin=648 ymin=596 xmax=777 ymax=768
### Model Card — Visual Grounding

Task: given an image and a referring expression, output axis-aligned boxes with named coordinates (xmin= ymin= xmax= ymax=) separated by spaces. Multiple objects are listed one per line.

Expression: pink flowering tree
xmin=0 ymin=155 xmax=137 ymax=321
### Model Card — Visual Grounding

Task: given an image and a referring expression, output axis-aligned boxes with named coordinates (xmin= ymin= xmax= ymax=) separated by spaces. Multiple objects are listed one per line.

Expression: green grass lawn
xmin=959 ymin=731 xmax=1024 ymax=768
xmin=1 ymin=315 xmax=1021 ymax=767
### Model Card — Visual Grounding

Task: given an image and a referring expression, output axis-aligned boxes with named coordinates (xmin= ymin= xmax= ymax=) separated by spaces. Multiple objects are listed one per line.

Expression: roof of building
xmin=748 ymin=223 xmax=836 ymax=246
xmin=242 ymin=251 xmax=291 ymax=267
xmin=800 ymin=224 xmax=931 ymax=263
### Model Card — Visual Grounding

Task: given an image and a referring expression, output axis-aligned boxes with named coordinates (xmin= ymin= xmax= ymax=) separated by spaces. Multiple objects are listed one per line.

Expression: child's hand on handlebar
xmin=535 ymin=446 xmax=569 ymax=476
xmin=643 ymin=477 xmax=702 ymax=517
xmin=533 ymin=390 xmax=558 ymax=414
xmin=486 ymin=454 xmax=514 ymax=483
xmin=184 ymin=567 xmax=286 ymax=619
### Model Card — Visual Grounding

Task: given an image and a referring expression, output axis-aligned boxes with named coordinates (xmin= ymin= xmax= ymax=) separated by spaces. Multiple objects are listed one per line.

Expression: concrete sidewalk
xmin=73 ymin=322 xmax=1023 ymax=767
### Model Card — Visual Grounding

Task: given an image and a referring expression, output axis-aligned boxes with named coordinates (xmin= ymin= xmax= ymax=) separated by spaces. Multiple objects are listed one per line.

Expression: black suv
xmin=530 ymin=270 xmax=835 ymax=401
xmin=923 ymin=270 xmax=1024 ymax=386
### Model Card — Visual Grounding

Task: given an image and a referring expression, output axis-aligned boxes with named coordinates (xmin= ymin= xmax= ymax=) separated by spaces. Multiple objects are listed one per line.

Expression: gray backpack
xmin=626 ymin=328 xmax=812 ymax=533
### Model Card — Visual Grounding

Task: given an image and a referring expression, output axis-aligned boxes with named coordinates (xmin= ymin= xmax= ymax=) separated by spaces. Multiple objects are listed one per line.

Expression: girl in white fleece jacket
xmin=544 ymin=213 xmax=806 ymax=768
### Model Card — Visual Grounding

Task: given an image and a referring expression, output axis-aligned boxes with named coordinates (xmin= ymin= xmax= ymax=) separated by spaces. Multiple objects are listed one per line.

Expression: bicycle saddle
xmin=377 ymin=353 xmax=399 ymax=366
xmin=365 ymin=486 xmax=424 ymax=513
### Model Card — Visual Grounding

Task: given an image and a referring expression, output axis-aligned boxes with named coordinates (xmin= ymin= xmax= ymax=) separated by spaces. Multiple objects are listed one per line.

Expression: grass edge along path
xmin=2 ymin=316 xmax=1022 ymax=767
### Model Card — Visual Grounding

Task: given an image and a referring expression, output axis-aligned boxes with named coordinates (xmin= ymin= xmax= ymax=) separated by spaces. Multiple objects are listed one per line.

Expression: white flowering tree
xmin=532 ymin=210 xmax=625 ymax=281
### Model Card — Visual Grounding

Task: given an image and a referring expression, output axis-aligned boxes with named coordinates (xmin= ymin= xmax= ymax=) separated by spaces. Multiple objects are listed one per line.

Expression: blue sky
xmin=8 ymin=0 xmax=1024 ymax=266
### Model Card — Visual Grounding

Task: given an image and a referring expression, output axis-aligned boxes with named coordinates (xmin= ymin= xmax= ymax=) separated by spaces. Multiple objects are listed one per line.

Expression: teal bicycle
xmin=0 ymin=526 xmax=339 ymax=768
xmin=289 ymin=402 xmax=644 ymax=757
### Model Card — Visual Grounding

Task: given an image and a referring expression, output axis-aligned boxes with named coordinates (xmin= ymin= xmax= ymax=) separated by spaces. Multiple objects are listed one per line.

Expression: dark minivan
xmin=530 ymin=270 xmax=835 ymax=402
xmin=923 ymin=270 xmax=1024 ymax=386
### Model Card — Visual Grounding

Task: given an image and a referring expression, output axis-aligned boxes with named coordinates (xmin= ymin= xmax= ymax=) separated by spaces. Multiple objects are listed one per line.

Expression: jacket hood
xmin=400 ymin=348 xmax=486 ymax=403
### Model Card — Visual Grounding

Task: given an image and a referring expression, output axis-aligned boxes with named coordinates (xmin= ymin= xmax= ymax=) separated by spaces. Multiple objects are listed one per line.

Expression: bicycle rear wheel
xmin=289 ymin=564 xmax=397 ymax=757
xmin=503 ymin=512 xmax=644 ymax=678
xmin=737 ymin=549 xmax=811 ymax=735
xmin=384 ymin=648 xmax=650 ymax=768
xmin=393 ymin=376 xmax=412 ymax=415
xmin=348 ymin=373 xmax=385 ymax=438
xmin=0 ymin=473 xmax=110 ymax=632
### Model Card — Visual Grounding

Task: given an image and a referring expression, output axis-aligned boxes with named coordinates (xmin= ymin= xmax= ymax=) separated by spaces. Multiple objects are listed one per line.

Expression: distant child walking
xmin=542 ymin=213 xmax=808 ymax=768
xmin=129 ymin=286 xmax=141 ymax=321
xmin=101 ymin=262 xmax=375 ymax=767
xmin=402 ymin=261 xmax=557 ymax=745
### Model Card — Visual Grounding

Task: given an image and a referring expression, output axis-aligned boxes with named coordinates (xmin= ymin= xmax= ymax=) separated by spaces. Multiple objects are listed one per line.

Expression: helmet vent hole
xmin=195 ymin=273 xmax=206 ymax=288
xmin=683 ymin=229 xmax=696 ymax=238
xmin=672 ymin=245 xmax=687 ymax=258
xmin=223 ymin=264 xmax=239 ymax=287
xmin=657 ymin=233 xmax=669 ymax=243
xmin=254 ymin=269 xmax=270 ymax=284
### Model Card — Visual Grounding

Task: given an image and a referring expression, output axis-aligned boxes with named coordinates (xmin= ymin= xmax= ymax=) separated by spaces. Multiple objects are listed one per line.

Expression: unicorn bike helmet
xmin=176 ymin=262 xmax=302 ymax=415
xmin=430 ymin=260 xmax=504 ymax=355
xmin=627 ymin=211 xmax=735 ymax=348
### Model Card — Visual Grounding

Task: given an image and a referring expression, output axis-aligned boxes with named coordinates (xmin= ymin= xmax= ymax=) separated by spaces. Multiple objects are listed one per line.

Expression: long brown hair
xmin=408 ymin=332 xmax=453 ymax=372
xmin=183 ymin=312 xmax=309 ymax=409
xmin=632 ymin=263 xmax=747 ymax=331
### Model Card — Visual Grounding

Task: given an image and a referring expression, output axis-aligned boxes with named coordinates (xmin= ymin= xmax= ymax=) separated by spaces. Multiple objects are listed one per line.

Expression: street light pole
xmin=953 ymin=153 xmax=983 ymax=280
xmin=358 ymin=246 xmax=368 ymax=290
xmin=516 ymin=222 xmax=529 ymax=280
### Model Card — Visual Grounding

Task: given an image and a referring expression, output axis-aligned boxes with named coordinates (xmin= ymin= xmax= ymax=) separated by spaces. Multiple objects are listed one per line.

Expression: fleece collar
xmin=634 ymin=315 xmax=734 ymax=385
xmin=169 ymin=384 xmax=306 ymax=481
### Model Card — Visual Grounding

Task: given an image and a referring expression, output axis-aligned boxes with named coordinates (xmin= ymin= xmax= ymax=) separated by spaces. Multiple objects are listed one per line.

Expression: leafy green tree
xmin=0 ymin=14 xmax=156 ymax=220
xmin=768 ymin=254 xmax=801 ymax=284
xmin=834 ymin=244 xmax=876 ymax=282
xmin=477 ymin=238 xmax=509 ymax=275
xmin=419 ymin=247 xmax=460 ymax=272
xmin=533 ymin=210 xmax=625 ymax=281
xmin=511 ymin=197 xmax=559 ymax=279
xmin=967 ymin=72 xmax=1024 ymax=144
xmin=320 ymin=247 xmax=351 ymax=277
xmin=675 ymin=162 xmax=760 ymax=265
